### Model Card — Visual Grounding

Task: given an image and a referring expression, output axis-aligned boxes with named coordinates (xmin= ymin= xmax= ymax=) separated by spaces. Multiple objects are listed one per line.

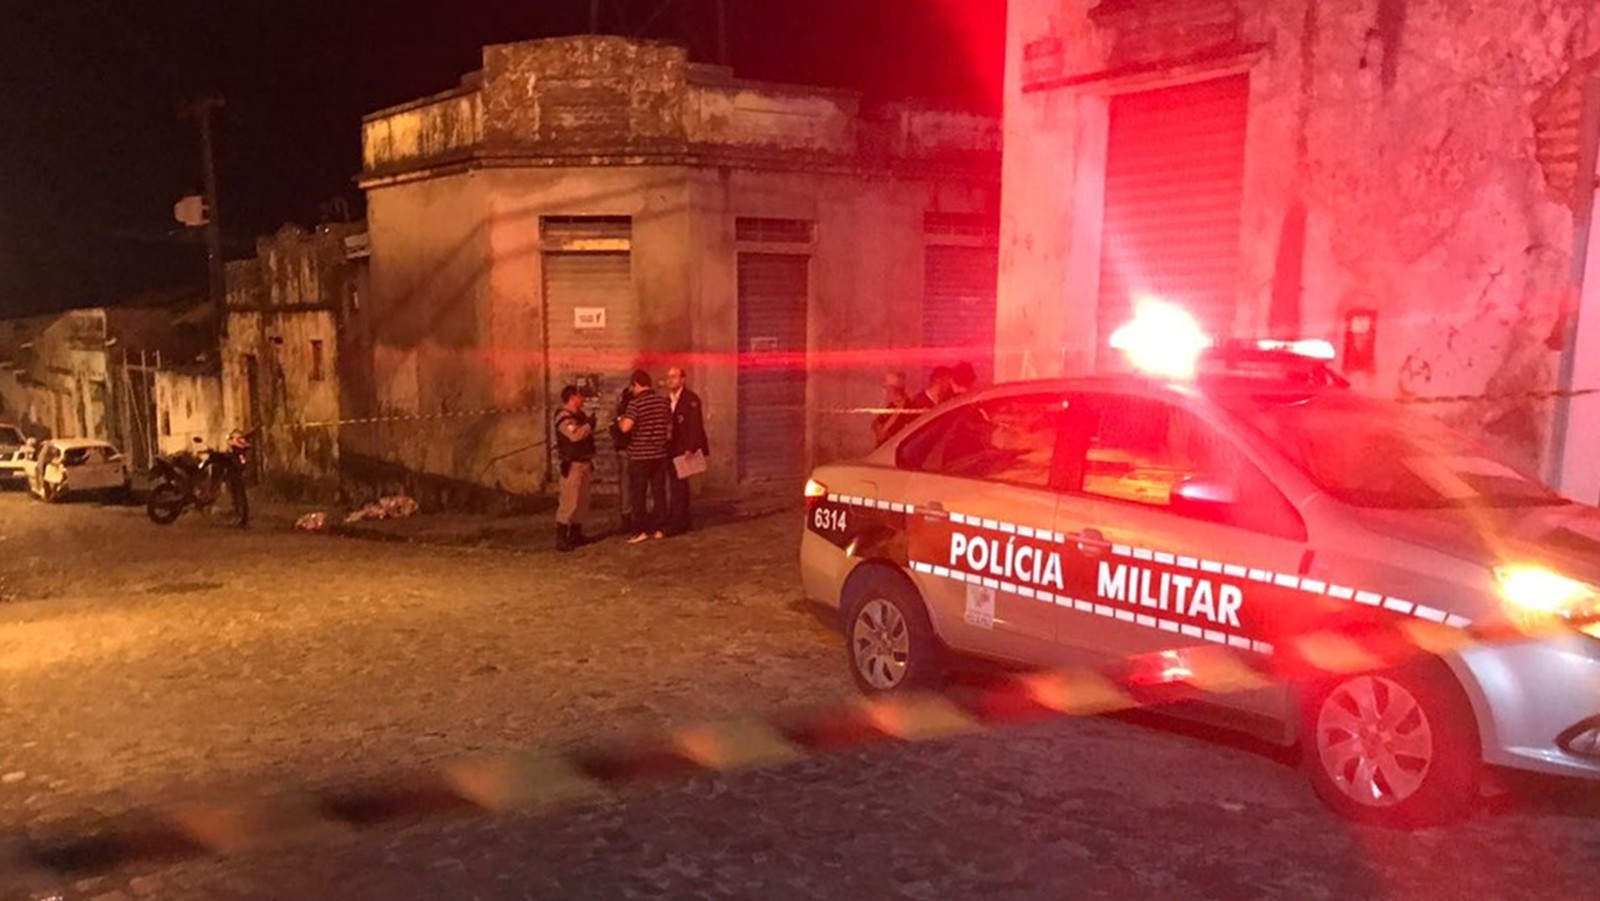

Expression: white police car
xmin=800 ymin=312 xmax=1600 ymax=826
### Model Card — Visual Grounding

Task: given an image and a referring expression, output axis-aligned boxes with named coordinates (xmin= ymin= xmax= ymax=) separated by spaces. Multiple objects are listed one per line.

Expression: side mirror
xmin=1170 ymin=476 xmax=1238 ymax=524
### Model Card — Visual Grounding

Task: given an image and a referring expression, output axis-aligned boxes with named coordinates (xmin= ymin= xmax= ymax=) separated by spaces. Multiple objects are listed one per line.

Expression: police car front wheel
xmin=842 ymin=570 xmax=944 ymax=695
xmin=1300 ymin=663 xmax=1480 ymax=827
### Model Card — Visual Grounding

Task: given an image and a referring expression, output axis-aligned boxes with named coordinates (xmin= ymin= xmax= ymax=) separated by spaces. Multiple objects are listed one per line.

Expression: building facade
xmin=221 ymin=223 xmax=368 ymax=500
xmin=354 ymin=36 xmax=1000 ymax=506
xmin=0 ymin=302 xmax=211 ymax=469
xmin=1001 ymin=0 xmax=1600 ymax=494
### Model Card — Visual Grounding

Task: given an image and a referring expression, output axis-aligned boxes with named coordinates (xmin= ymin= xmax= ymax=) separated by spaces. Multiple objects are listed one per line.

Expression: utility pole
xmin=181 ymin=93 xmax=227 ymax=345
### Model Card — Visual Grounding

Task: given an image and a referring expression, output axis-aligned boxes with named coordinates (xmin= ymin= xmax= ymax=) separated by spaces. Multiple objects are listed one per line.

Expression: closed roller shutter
xmin=544 ymin=251 xmax=635 ymax=493
xmin=922 ymin=245 xmax=998 ymax=383
xmin=737 ymin=253 xmax=809 ymax=485
xmin=1098 ymin=75 xmax=1249 ymax=356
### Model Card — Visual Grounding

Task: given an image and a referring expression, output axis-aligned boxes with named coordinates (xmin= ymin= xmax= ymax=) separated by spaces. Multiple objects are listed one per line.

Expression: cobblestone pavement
xmin=2 ymin=491 xmax=1598 ymax=900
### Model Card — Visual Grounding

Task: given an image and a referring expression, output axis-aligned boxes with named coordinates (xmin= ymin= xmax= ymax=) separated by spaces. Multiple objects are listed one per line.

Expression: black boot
xmin=570 ymin=524 xmax=588 ymax=547
xmin=556 ymin=523 xmax=573 ymax=552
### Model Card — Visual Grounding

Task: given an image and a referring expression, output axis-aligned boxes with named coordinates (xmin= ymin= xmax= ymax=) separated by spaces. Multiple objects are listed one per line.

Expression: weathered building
xmin=0 ymin=301 xmax=211 ymax=468
xmin=154 ymin=367 xmax=225 ymax=456
xmin=1001 ymin=0 xmax=1600 ymax=495
xmin=355 ymin=36 xmax=1000 ymax=506
xmin=221 ymin=223 xmax=368 ymax=500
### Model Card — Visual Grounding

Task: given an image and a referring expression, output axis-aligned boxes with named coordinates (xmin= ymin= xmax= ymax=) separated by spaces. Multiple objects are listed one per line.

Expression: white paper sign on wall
xmin=574 ymin=307 xmax=607 ymax=330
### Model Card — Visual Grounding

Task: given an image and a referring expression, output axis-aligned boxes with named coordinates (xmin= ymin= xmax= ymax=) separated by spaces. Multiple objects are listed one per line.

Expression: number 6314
xmin=812 ymin=507 xmax=848 ymax=532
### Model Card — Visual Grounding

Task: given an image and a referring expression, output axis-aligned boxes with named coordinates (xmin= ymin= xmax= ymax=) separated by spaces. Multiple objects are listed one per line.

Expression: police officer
xmin=554 ymin=385 xmax=596 ymax=552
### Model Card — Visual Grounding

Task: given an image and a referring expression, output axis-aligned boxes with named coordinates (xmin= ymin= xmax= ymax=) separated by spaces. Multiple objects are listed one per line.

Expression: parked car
xmin=800 ymin=336 xmax=1600 ymax=827
xmin=29 ymin=438 xmax=133 ymax=503
xmin=0 ymin=422 xmax=31 ymax=489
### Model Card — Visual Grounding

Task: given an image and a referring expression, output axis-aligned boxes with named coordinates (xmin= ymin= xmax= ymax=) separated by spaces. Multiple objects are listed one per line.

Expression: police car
xmin=800 ymin=308 xmax=1600 ymax=826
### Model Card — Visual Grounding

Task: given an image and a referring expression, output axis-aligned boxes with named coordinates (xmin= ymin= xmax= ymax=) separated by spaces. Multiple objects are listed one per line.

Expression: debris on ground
xmin=294 ymin=512 xmax=328 ymax=532
xmin=344 ymin=495 xmax=420 ymax=524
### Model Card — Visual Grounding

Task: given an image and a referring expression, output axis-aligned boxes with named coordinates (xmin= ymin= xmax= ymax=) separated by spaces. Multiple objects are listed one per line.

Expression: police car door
xmin=899 ymin=392 xmax=1074 ymax=665
xmin=1056 ymin=393 xmax=1309 ymax=722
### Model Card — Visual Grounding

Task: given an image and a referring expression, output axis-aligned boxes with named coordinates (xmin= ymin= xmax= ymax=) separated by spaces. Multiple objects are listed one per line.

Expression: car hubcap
xmin=1316 ymin=675 xmax=1434 ymax=807
xmin=851 ymin=599 xmax=910 ymax=690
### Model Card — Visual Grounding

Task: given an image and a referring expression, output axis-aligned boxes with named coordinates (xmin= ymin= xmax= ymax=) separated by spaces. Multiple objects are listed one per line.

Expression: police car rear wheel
xmin=842 ymin=571 xmax=943 ymax=695
xmin=1301 ymin=665 xmax=1479 ymax=827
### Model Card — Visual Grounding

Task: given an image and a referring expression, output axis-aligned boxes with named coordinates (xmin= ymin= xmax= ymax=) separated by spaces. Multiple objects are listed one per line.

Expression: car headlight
xmin=1494 ymin=564 xmax=1600 ymax=635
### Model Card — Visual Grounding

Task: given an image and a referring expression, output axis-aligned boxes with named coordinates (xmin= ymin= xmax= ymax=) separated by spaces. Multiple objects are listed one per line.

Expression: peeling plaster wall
xmin=360 ymin=161 xmax=992 ymax=503
xmin=222 ymin=225 xmax=360 ymax=499
xmin=0 ymin=311 xmax=112 ymax=440
xmin=155 ymin=371 xmax=223 ymax=455
xmin=684 ymin=85 xmax=855 ymax=152
xmin=355 ymin=36 xmax=1000 ymax=508
xmin=363 ymin=88 xmax=482 ymax=173
xmin=349 ymin=172 xmax=499 ymax=506
xmin=1001 ymin=0 xmax=1600 ymax=467
xmin=483 ymin=38 xmax=690 ymax=150
xmin=361 ymin=36 xmax=996 ymax=174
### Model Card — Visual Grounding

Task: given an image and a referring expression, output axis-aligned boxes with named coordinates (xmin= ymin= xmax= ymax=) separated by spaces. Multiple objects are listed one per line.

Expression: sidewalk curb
xmin=264 ymin=495 xmax=800 ymax=553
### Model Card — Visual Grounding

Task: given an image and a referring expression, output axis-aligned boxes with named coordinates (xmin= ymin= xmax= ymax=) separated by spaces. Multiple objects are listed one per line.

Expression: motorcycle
xmin=146 ymin=430 xmax=252 ymax=527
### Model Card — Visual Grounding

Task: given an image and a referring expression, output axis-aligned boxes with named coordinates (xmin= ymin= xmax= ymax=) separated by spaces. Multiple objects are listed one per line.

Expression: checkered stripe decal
xmin=825 ymin=493 xmax=1475 ymax=638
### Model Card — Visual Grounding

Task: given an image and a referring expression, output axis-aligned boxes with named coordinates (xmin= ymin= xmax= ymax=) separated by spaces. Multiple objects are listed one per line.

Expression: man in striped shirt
xmin=618 ymin=369 xmax=672 ymax=543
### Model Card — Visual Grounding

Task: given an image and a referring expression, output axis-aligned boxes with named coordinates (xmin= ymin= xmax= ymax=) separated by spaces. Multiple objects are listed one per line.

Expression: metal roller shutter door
xmin=923 ymin=245 xmax=999 ymax=382
xmin=544 ymin=251 xmax=635 ymax=493
xmin=1097 ymin=75 xmax=1249 ymax=352
xmin=737 ymin=253 xmax=809 ymax=485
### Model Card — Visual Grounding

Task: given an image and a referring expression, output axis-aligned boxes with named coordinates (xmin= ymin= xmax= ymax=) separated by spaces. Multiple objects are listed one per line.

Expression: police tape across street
xmin=0 ymin=610 xmax=1550 ymax=893
xmin=252 ymin=384 xmax=1600 ymax=434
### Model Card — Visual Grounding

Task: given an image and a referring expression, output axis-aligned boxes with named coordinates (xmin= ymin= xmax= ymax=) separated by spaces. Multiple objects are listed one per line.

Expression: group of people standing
xmin=552 ymin=367 xmax=710 ymax=552
xmin=871 ymin=361 xmax=978 ymax=446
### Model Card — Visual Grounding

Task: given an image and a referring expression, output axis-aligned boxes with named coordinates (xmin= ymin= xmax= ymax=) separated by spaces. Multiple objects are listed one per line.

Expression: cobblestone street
xmin=2 ymin=491 xmax=1598 ymax=900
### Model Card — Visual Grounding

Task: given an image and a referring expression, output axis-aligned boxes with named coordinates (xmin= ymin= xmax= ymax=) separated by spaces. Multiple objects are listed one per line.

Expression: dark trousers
xmin=626 ymin=457 xmax=668 ymax=535
xmin=666 ymin=470 xmax=692 ymax=535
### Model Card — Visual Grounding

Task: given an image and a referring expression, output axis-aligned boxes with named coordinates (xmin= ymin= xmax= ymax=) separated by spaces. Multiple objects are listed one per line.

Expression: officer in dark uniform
xmin=554 ymin=385 xmax=597 ymax=552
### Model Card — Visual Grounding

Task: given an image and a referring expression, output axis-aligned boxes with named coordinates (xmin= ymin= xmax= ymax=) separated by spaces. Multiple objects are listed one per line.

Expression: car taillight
xmin=804 ymin=478 xmax=828 ymax=507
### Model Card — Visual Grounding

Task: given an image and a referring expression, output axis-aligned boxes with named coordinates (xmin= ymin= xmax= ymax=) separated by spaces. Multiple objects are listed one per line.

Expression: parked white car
xmin=30 ymin=438 xmax=132 ymax=503
xmin=0 ymin=423 xmax=31 ymax=489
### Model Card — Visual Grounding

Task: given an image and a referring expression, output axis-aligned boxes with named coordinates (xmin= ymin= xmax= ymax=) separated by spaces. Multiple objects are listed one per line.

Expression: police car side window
xmin=901 ymin=396 xmax=1064 ymax=488
xmin=895 ymin=412 xmax=958 ymax=471
xmin=1082 ymin=397 xmax=1304 ymax=539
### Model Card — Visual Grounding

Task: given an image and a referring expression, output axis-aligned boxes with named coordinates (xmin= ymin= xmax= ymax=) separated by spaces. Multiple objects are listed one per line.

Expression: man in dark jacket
xmin=664 ymin=366 xmax=709 ymax=535
xmin=908 ymin=366 xmax=954 ymax=411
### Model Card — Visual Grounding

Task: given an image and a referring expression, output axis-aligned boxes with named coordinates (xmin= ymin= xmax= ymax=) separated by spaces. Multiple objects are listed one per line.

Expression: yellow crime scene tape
xmin=256 ymin=386 xmax=1600 ymax=433
xmin=0 ymin=613 xmax=1557 ymax=892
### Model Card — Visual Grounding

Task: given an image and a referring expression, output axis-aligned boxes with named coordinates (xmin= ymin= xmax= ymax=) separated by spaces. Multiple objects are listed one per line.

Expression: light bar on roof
xmin=1109 ymin=297 xmax=1214 ymax=380
xmin=1255 ymin=338 xmax=1337 ymax=361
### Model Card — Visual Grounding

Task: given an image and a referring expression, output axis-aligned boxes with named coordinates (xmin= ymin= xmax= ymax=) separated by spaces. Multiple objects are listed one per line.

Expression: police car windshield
xmin=1224 ymin=392 xmax=1566 ymax=510
xmin=0 ymin=426 xmax=21 ymax=447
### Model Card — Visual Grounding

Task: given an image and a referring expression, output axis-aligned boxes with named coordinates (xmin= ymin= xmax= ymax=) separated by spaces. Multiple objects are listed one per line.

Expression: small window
xmin=62 ymin=447 xmax=92 ymax=466
xmin=1080 ymin=396 xmax=1304 ymax=539
xmin=310 ymin=340 xmax=325 ymax=382
xmin=736 ymin=217 xmax=814 ymax=244
xmin=160 ymin=406 xmax=173 ymax=437
xmin=541 ymin=216 xmax=633 ymax=250
xmin=922 ymin=212 xmax=999 ymax=240
xmin=898 ymin=395 xmax=1067 ymax=489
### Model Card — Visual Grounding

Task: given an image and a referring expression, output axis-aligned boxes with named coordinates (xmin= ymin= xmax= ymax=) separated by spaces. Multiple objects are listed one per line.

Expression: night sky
xmin=0 ymin=0 xmax=1005 ymax=317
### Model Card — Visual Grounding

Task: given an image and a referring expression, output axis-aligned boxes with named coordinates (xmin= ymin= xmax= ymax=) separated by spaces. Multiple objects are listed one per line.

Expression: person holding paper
xmin=665 ymin=365 xmax=709 ymax=536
